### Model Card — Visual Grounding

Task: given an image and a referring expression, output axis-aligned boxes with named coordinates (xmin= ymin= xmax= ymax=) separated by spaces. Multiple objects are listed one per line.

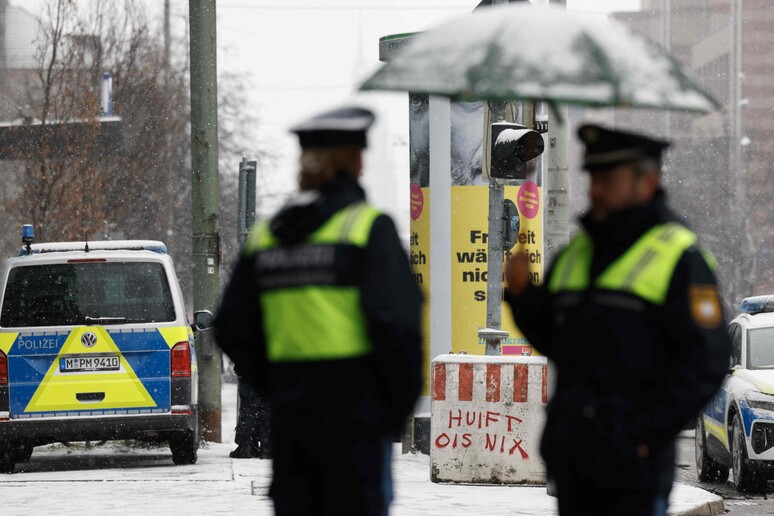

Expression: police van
xmin=0 ymin=227 xmax=199 ymax=473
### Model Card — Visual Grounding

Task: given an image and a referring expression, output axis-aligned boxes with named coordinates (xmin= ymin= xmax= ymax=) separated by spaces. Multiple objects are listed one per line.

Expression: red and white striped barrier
xmin=430 ymin=354 xmax=548 ymax=484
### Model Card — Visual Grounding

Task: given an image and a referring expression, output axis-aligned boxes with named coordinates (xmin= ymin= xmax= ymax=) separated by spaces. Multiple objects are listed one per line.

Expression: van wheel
xmin=0 ymin=449 xmax=15 ymax=474
xmin=13 ymin=443 xmax=34 ymax=463
xmin=696 ymin=416 xmax=728 ymax=482
xmin=170 ymin=430 xmax=198 ymax=465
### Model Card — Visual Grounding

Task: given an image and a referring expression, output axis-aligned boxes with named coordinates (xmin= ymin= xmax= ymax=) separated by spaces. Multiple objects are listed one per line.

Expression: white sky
xmin=211 ymin=0 xmax=640 ymax=127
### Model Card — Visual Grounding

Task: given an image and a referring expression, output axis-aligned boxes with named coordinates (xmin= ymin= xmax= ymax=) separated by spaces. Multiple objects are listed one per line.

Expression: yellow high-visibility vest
xmin=245 ymin=202 xmax=381 ymax=362
xmin=548 ymin=222 xmax=709 ymax=306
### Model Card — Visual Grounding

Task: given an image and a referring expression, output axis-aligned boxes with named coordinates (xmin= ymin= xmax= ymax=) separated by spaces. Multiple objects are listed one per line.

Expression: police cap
xmin=290 ymin=105 xmax=375 ymax=149
xmin=578 ymin=124 xmax=670 ymax=170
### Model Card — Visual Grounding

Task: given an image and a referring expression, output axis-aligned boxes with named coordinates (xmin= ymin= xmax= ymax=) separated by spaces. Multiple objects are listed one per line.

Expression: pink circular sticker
xmin=517 ymin=181 xmax=539 ymax=219
xmin=410 ymin=183 xmax=424 ymax=221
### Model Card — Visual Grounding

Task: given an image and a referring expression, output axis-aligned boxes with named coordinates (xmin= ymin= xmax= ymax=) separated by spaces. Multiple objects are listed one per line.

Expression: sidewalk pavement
xmin=1 ymin=440 xmax=722 ymax=516
xmin=232 ymin=445 xmax=724 ymax=516
xmin=0 ymin=382 xmax=723 ymax=516
xmin=222 ymin=383 xmax=724 ymax=516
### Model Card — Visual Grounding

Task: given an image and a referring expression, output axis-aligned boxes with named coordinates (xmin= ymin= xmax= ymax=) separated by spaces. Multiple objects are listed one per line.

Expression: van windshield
xmin=0 ymin=262 xmax=175 ymax=327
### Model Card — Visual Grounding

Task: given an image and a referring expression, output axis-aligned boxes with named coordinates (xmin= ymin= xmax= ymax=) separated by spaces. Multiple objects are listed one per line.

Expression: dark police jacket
xmin=505 ymin=190 xmax=730 ymax=489
xmin=214 ymin=175 xmax=422 ymax=435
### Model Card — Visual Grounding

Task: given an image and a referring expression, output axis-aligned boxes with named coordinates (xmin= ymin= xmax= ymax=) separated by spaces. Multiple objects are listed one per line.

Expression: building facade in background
xmin=609 ymin=0 xmax=774 ymax=307
xmin=0 ymin=2 xmax=39 ymax=120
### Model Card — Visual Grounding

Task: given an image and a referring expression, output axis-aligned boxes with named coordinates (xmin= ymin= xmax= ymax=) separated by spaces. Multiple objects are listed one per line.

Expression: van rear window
xmin=0 ymin=262 xmax=175 ymax=327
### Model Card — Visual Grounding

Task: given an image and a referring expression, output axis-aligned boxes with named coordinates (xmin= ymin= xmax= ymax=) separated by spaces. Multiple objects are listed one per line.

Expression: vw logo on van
xmin=81 ymin=332 xmax=98 ymax=348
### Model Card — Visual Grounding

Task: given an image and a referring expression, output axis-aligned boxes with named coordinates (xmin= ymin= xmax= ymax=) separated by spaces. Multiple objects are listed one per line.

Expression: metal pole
xmin=545 ymin=0 xmax=570 ymax=264
xmin=544 ymin=1 xmax=567 ymax=498
xmin=235 ymin=157 xmax=256 ymax=423
xmin=189 ymin=0 xmax=221 ymax=443
xmin=0 ymin=0 xmax=7 ymax=72
xmin=731 ymin=0 xmax=750 ymax=298
xmin=485 ymin=177 xmax=505 ymax=336
xmin=661 ymin=0 xmax=671 ymax=140
xmin=163 ymin=0 xmax=174 ymax=245
xmin=237 ymin=158 xmax=257 ymax=247
xmin=544 ymin=109 xmax=570 ymax=264
xmin=246 ymin=164 xmax=256 ymax=230
xmin=483 ymin=100 xmax=515 ymax=355
xmin=731 ymin=0 xmax=743 ymax=208
xmin=237 ymin=159 xmax=247 ymax=247
xmin=481 ymin=0 xmax=532 ymax=355
xmin=164 ymin=0 xmax=171 ymax=70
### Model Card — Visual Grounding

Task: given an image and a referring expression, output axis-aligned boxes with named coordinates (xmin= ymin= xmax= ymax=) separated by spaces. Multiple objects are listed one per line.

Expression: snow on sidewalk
xmin=0 ymin=383 xmax=721 ymax=516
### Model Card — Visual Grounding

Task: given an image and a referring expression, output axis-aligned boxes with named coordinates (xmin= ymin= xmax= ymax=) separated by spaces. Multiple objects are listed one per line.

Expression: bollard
xmin=430 ymin=354 xmax=547 ymax=484
xmin=413 ymin=413 xmax=431 ymax=455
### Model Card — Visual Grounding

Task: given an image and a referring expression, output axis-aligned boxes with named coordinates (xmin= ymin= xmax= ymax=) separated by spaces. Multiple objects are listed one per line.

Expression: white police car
xmin=696 ymin=295 xmax=774 ymax=491
xmin=0 ymin=226 xmax=200 ymax=473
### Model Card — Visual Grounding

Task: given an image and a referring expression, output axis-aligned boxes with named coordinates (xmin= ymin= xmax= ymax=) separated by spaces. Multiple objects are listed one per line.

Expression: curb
xmin=673 ymin=497 xmax=725 ymax=516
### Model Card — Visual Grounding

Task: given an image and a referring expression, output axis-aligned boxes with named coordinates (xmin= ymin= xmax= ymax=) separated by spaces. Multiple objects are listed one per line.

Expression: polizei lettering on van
xmin=15 ymin=337 xmax=62 ymax=351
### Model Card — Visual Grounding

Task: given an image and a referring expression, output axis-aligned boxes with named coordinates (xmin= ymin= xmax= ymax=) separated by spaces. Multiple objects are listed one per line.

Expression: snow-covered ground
xmin=0 ymin=382 xmax=721 ymax=515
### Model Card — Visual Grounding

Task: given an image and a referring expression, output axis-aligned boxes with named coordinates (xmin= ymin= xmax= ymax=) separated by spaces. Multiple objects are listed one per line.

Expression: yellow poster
xmin=410 ymin=184 xmax=431 ymax=395
xmin=450 ymin=183 xmax=543 ymax=355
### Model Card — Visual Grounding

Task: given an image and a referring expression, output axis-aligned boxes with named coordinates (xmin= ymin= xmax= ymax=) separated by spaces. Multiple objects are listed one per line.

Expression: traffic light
xmin=489 ymin=122 xmax=545 ymax=180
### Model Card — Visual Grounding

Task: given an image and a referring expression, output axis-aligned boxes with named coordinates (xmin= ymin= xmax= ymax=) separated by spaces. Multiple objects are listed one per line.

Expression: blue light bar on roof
xmin=21 ymin=224 xmax=34 ymax=255
xmin=739 ymin=295 xmax=774 ymax=315
xmin=16 ymin=240 xmax=168 ymax=257
xmin=21 ymin=224 xmax=34 ymax=242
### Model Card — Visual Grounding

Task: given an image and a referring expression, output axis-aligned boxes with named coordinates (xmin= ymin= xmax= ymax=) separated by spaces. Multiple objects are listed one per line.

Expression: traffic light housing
xmin=489 ymin=122 xmax=545 ymax=180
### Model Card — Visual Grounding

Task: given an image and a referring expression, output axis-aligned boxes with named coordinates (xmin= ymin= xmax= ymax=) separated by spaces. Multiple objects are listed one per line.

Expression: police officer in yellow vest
xmin=214 ymin=105 xmax=422 ymax=516
xmin=505 ymin=125 xmax=730 ymax=516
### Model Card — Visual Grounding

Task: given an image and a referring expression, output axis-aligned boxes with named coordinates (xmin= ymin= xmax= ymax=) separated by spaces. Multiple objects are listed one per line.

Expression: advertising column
xmin=381 ymin=34 xmax=438 ymax=407
xmin=381 ymin=33 xmax=547 ymax=415
xmin=409 ymin=92 xmax=432 ymax=400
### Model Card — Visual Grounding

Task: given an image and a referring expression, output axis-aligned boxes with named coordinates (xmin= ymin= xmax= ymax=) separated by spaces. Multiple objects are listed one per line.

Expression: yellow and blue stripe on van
xmin=3 ymin=326 xmax=192 ymax=419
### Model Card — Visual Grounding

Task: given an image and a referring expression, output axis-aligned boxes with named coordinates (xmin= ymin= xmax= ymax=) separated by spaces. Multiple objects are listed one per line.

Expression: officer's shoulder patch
xmin=689 ymin=284 xmax=722 ymax=329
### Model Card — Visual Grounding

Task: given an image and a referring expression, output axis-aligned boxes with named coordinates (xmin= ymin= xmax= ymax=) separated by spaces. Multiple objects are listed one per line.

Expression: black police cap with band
xmin=290 ymin=106 xmax=375 ymax=149
xmin=578 ymin=124 xmax=670 ymax=170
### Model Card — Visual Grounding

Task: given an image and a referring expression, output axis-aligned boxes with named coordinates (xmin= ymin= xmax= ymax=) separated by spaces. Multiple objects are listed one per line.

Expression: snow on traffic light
xmin=488 ymin=122 xmax=545 ymax=180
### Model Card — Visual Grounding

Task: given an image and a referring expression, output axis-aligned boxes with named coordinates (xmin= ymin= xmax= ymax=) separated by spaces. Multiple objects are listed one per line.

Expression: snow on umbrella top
xmin=360 ymin=4 xmax=720 ymax=113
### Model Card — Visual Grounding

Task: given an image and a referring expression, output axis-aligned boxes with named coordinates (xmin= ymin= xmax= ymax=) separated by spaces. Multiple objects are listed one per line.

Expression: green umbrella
xmin=361 ymin=4 xmax=720 ymax=113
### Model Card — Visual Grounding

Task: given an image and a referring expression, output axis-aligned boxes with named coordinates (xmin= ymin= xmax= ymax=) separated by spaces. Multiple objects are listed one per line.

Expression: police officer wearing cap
xmin=504 ymin=125 xmax=730 ymax=516
xmin=214 ymin=105 xmax=422 ymax=516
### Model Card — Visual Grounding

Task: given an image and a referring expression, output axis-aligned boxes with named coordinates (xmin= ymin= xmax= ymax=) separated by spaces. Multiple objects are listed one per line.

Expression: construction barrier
xmin=430 ymin=354 xmax=548 ymax=484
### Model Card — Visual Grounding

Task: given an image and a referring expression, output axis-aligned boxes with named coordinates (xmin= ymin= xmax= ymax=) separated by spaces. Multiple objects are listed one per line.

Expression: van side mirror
xmin=193 ymin=310 xmax=216 ymax=360
xmin=193 ymin=310 xmax=215 ymax=331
